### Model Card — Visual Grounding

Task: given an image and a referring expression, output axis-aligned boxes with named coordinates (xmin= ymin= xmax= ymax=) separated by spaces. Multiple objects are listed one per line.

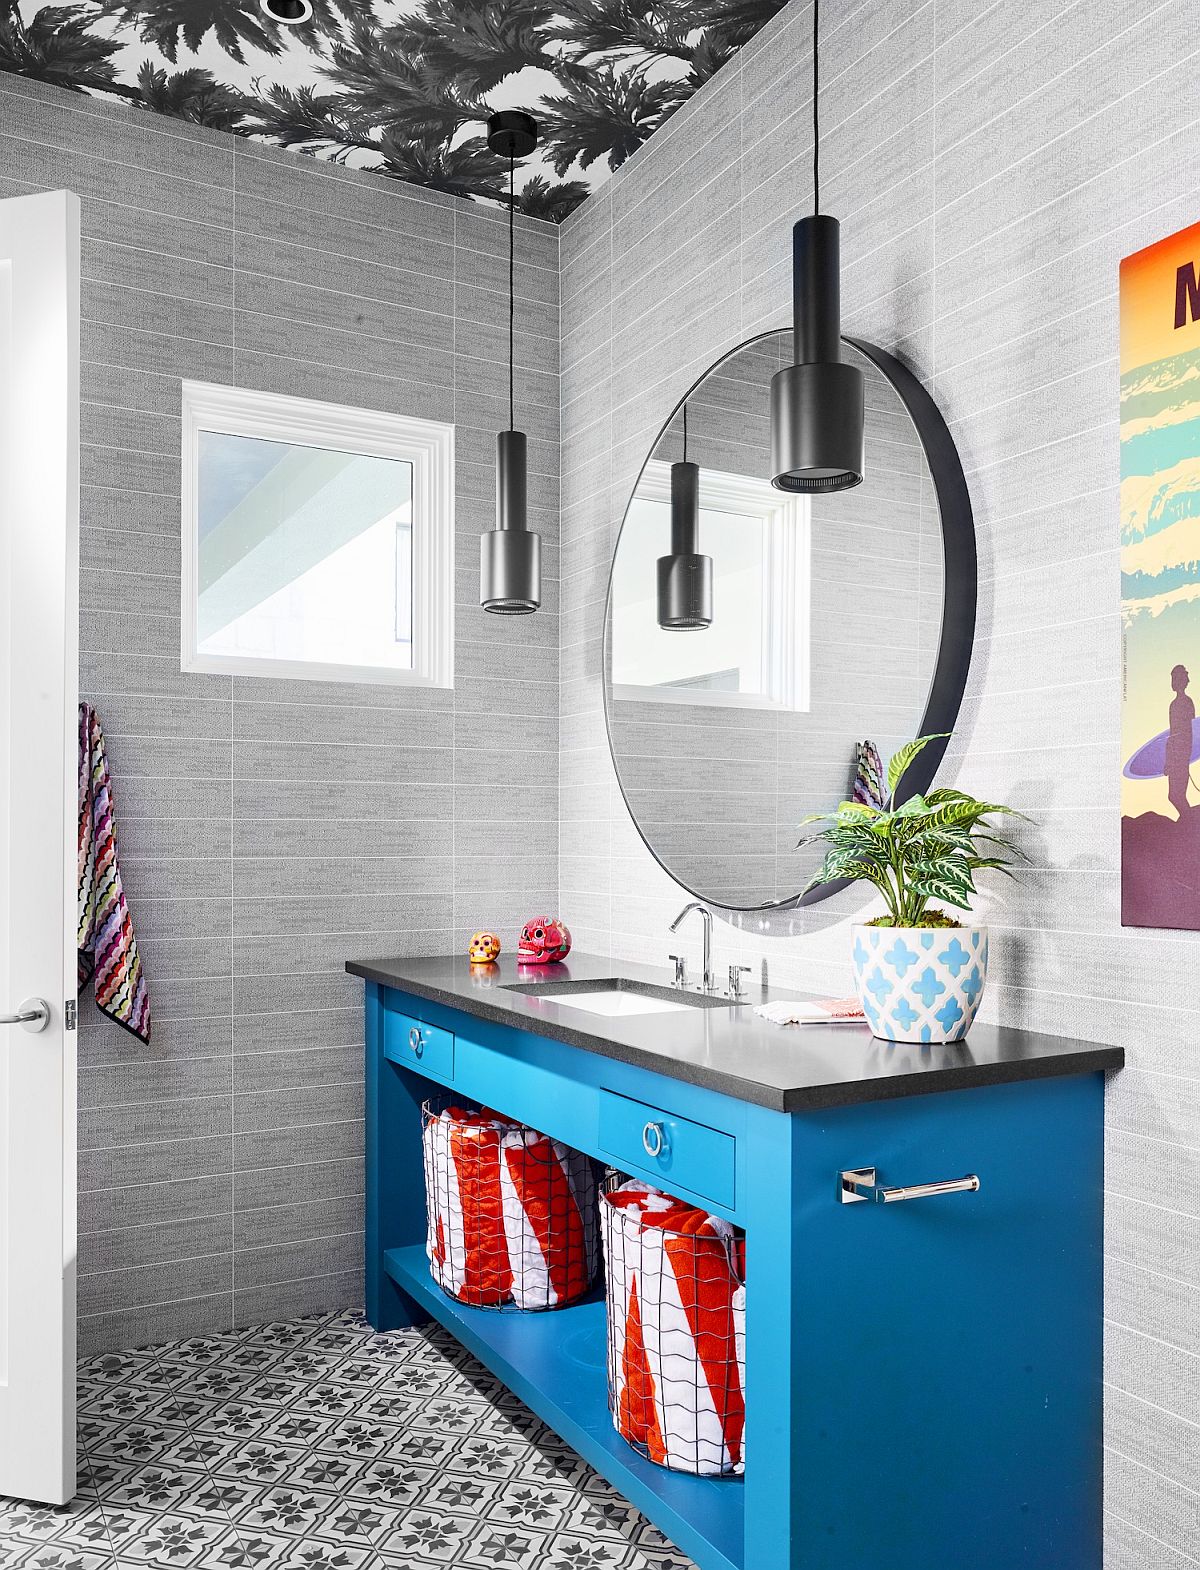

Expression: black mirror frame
xmin=601 ymin=331 xmax=978 ymax=913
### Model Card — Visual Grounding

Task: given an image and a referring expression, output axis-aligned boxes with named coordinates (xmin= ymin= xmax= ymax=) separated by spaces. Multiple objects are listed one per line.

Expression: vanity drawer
xmin=382 ymin=1005 xmax=455 ymax=1081
xmin=598 ymin=1089 xmax=735 ymax=1209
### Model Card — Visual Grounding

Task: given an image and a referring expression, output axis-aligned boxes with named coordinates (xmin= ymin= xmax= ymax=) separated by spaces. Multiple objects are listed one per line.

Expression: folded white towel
xmin=753 ymin=998 xmax=865 ymax=1026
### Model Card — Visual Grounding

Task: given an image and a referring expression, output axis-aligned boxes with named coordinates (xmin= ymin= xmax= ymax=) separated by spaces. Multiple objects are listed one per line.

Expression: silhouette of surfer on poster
xmin=1166 ymin=665 xmax=1195 ymax=820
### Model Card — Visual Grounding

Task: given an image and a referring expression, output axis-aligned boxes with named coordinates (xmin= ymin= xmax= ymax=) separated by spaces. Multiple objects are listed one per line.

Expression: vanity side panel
xmin=364 ymin=982 xmax=431 ymax=1331
xmin=785 ymin=1073 xmax=1104 ymax=1570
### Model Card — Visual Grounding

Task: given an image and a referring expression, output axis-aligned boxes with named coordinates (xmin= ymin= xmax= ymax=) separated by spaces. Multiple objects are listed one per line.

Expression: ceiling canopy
xmin=0 ymin=0 xmax=788 ymax=221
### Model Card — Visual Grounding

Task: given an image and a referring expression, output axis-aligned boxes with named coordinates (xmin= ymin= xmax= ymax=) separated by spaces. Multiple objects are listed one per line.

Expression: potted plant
xmin=798 ymin=735 xmax=1026 ymax=1044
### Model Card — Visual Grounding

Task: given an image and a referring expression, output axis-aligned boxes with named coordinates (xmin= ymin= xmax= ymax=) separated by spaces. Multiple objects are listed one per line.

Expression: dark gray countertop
xmin=345 ymin=950 xmax=1124 ymax=1112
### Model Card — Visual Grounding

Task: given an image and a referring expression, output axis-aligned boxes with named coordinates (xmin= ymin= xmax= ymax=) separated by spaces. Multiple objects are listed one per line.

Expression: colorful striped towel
xmin=78 ymin=703 xmax=151 ymax=1043
xmin=852 ymin=739 xmax=886 ymax=810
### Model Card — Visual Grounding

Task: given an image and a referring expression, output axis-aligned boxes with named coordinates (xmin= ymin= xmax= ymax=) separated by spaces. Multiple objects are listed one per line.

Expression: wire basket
xmin=420 ymin=1094 xmax=601 ymax=1310
xmin=601 ymin=1175 xmax=746 ymax=1477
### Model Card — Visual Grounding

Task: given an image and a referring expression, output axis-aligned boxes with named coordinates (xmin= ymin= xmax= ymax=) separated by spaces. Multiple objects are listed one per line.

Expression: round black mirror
xmin=602 ymin=331 xmax=976 ymax=912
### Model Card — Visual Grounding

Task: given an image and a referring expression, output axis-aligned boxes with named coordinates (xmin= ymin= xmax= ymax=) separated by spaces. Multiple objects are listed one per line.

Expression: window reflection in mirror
xmin=611 ymin=462 xmax=810 ymax=710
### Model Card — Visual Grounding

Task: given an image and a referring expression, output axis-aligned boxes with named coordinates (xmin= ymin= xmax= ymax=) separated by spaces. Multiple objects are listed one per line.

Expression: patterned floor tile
xmin=222 ymin=1531 xmax=379 ymax=1570
xmin=343 ymin=1463 xmax=443 ymax=1513
xmin=8 ymin=1547 xmax=117 ymax=1569
xmin=209 ymin=1444 xmax=309 ymax=1489
xmin=371 ymin=1511 xmax=474 ymax=1564
xmin=86 ymin=1419 xmax=195 ymax=1467
xmin=99 ymin=1506 xmax=236 ymax=1565
xmin=1 ymin=1310 xmax=701 ymax=1570
xmin=180 ymin=1402 xmax=273 ymax=1444
xmin=0 ymin=1499 xmax=112 ymax=1559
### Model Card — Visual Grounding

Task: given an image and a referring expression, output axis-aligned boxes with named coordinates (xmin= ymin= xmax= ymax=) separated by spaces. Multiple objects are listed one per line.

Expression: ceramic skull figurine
xmin=468 ymin=931 xmax=502 ymax=964
xmin=518 ymin=916 xmax=571 ymax=964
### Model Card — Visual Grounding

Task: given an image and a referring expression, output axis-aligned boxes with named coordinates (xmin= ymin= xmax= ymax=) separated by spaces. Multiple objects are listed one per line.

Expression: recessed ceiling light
xmin=259 ymin=0 xmax=314 ymax=25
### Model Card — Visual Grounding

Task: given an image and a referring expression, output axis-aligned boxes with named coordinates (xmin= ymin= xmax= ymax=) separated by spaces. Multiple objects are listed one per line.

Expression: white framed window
xmin=611 ymin=461 xmax=810 ymax=711
xmin=181 ymin=382 xmax=454 ymax=688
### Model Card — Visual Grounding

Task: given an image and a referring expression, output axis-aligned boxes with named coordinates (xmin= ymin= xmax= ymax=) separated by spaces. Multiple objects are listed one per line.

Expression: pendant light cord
xmin=810 ymin=0 xmax=823 ymax=215
xmin=508 ymin=153 xmax=515 ymax=432
xmin=812 ymin=0 xmax=820 ymax=215
xmin=682 ymin=401 xmax=688 ymax=463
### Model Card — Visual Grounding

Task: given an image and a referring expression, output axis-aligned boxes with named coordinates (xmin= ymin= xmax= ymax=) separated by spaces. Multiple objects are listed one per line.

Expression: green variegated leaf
xmin=825 ymin=850 xmax=888 ymax=879
xmin=892 ymin=794 xmax=929 ymax=817
xmin=802 ymin=858 xmax=882 ymax=896
xmin=827 ymin=827 xmax=885 ymax=851
xmin=886 ymin=733 xmax=949 ymax=796
xmin=910 ymin=797 xmax=1014 ymax=833
xmin=917 ymin=827 xmax=975 ymax=852
xmin=910 ymin=854 xmax=973 ymax=891
xmin=908 ymin=868 xmax=974 ymax=908
xmin=834 ymin=800 xmax=880 ymax=819
xmin=797 ymin=820 xmax=883 ymax=851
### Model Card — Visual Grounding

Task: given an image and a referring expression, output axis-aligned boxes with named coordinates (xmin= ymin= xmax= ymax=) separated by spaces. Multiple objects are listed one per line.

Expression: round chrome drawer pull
xmin=642 ymin=1120 xmax=666 ymax=1158
xmin=409 ymin=1026 xmax=424 ymax=1058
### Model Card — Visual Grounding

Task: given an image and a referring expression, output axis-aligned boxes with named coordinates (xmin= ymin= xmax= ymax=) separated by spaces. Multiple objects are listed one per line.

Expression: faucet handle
xmin=727 ymin=964 xmax=752 ymax=999
xmin=669 ymin=954 xmax=688 ymax=987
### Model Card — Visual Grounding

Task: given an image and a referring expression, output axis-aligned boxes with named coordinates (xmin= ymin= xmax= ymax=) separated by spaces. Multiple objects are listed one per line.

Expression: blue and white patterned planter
xmin=851 ymin=924 xmax=989 ymax=1044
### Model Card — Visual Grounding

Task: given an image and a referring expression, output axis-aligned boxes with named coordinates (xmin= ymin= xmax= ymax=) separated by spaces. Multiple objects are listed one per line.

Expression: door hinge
xmin=64 ymin=999 xmax=76 ymax=1030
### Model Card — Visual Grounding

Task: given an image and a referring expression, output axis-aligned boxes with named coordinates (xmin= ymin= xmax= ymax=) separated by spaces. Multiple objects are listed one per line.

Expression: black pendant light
xmin=481 ymin=110 xmax=541 ymax=615
xmin=657 ymin=402 xmax=712 ymax=630
xmin=769 ymin=0 xmax=864 ymax=493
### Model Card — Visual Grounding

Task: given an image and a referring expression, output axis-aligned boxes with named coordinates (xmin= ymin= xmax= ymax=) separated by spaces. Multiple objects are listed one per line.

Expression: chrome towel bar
xmin=839 ymin=1166 xmax=980 ymax=1205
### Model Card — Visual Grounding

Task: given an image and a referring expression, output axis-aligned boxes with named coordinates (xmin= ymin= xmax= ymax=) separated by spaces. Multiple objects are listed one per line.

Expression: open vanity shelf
xmin=352 ymin=952 xmax=1121 ymax=1570
xmin=384 ymin=1244 xmax=743 ymax=1570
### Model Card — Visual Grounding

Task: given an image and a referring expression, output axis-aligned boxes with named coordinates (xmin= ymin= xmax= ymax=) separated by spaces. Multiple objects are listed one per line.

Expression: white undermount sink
xmin=539 ymin=989 xmax=692 ymax=1018
xmin=502 ymin=976 xmax=745 ymax=1012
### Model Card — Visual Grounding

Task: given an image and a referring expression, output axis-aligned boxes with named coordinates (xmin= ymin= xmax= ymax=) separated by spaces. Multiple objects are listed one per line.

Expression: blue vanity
xmin=349 ymin=951 xmax=1122 ymax=1570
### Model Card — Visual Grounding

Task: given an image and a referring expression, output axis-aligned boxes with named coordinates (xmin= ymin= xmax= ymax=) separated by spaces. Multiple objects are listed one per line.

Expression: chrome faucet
xmin=670 ymin=902 xmax=715 ymax=992
xmin=727 ymin=964 xmax=752 ymax=1001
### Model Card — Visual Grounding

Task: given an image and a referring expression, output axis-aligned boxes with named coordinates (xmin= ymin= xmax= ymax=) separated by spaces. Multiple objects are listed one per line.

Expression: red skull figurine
xmin=518 ymin=915 xmax=572 ymax=964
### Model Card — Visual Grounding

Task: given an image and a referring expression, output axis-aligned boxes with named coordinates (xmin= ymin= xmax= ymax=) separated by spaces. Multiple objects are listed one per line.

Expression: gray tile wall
xmin=557 ymin=1 xmax=1200 ymax=1562
xmin=0 ymin=71 xmax=559 ymax=1356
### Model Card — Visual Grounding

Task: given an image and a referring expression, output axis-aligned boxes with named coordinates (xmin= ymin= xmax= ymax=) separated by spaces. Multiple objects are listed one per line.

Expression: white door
xmin=0 ymin=191 xmax=80 ymax=1504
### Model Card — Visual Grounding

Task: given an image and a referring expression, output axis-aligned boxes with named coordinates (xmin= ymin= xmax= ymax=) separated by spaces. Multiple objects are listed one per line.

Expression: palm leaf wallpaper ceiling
xmin=0 ymin=0 xmax=788 ymax=220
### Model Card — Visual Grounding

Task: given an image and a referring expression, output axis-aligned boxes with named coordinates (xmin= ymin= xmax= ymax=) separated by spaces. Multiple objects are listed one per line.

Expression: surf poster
xmin=1121 ymin=219 xmax=1200 ymax=928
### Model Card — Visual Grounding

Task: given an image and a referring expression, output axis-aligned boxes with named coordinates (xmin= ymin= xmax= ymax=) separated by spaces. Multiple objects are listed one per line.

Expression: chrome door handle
xmin=408 ymin=1026 xmax=424 ymax=1058
xmin=642 ymin=1121 xmax=667 ymax=1158
xmin=839 ymin=1166 xmax=980 ymax=1204
xmin=1 ymin=998 xmax=50 ymax=1034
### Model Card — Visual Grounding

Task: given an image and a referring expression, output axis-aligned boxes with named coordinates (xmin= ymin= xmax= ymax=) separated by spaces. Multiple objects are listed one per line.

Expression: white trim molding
xmin=181 ymin=381 xmax=455 ymax=689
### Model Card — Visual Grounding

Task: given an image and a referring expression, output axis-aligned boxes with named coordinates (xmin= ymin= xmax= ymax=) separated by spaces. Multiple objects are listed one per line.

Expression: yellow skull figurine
xmin=468 ymin=931 xmax=502 ymax=964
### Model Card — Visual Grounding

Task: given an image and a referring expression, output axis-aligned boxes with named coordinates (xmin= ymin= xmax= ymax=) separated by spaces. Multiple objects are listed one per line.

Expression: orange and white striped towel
xmin=602 ymin=1180 xmax=745 ymax=1477
xmin=422 ymin=1105 xmax=598 ymax=1309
